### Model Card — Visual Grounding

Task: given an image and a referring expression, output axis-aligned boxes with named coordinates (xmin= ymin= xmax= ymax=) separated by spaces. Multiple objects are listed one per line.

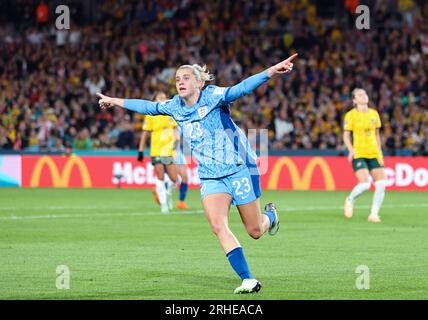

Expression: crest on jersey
xmin=198 ymin=105 xmax=209 ymax=119
xmin=371 ymin=119 xmax=376 ymax=127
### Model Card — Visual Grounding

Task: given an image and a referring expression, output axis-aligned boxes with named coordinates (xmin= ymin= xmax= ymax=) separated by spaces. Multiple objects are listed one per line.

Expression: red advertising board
xmin=21 ymin=155 xmax=428 ymax=191
xmin=261 ymin=156 xmax=428 ymax=191
xmin=21 ymin=155 xmax=200 ymax=189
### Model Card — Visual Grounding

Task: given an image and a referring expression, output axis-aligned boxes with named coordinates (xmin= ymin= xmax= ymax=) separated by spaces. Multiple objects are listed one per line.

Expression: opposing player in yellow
xmin=138 ymin=92 xmax=179 ymax=213
xmin=343 ymin=88 xmax=386 ymax=223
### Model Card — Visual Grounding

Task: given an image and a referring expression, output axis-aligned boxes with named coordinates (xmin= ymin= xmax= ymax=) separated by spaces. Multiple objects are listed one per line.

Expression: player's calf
xmin=247 ymin=227 xmax=263 ymax=240
xmin=369 ymin=180 xmax=385 ymax=221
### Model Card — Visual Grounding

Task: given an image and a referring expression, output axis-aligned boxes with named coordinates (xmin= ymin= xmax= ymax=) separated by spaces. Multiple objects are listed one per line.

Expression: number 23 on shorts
xmin=232 ymin=177 xmax=251 ymax=198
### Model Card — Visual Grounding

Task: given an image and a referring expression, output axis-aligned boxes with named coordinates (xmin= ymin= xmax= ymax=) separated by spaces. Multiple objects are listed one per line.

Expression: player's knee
xmin=210 ymin=221 xmax=227 ymax=236
xmin=359 ymin=182 xmax=371 ymax=191
xmin=248 ymin=227 xmax=263 ymax=240
xmin=375 ymin=180 xmax=386 ymax=191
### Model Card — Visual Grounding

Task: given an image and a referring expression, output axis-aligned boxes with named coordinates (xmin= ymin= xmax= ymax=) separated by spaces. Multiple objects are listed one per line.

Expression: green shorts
xmin=151 ymin=156 xmax=175 ymax=166
xmin=352 ymin=157 xmax=384 ymax=172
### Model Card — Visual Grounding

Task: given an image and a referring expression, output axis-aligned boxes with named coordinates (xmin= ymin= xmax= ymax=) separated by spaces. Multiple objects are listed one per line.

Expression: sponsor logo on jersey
xmin=213 ymin=87 xmax=226 ymax=95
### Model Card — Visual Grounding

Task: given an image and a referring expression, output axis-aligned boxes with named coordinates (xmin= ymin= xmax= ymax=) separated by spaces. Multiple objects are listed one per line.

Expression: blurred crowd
xmin=1 ymin=0 xmax=427 ymax=155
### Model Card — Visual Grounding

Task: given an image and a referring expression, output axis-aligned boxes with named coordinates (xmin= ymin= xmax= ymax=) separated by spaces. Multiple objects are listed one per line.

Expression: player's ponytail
xmin=178 ymin=64 xmax=215 ymax=89
xmin=192 ymin=64 xmax=215 ymax=83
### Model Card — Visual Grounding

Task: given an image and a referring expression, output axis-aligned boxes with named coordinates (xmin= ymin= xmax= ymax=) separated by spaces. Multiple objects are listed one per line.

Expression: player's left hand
xmin=268 ymin=53 xmax=298 ymax=77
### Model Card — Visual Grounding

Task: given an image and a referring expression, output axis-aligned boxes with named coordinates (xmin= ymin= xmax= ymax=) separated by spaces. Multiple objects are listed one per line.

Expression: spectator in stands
xmin=72 ymin=128 xmax=93 ymax=150
xmin=0 ymin=0 xmax=427 ymax=155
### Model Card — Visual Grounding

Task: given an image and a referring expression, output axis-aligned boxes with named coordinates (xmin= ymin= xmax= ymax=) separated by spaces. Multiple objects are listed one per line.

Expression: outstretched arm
xmin=97 ymin=93 xmax=125 ymax=109
xmin=96 ymin=93 xmax=169 ymax=116
xmin=223 ymin=53 xmax=298 ymax=103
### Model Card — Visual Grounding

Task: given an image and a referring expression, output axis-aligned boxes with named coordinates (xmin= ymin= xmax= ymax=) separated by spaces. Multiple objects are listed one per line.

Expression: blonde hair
xmin=177 ymin=64 xmax=215 ymax=88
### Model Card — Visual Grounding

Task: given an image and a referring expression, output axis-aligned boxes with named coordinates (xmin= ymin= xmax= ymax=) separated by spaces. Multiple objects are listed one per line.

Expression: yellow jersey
xmin=344 ymin=108 xmax=382 ymax=159
xmin=143 ymin=115 xmax=177 ymax=157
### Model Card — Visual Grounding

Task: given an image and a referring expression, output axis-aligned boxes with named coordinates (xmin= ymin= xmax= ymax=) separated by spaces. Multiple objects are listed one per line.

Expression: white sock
xmin=370 ymin=180 xmax=386 ymax=217
xmin=348 ymin=182 xmax=371 ymax=203
xmin=156 ymin=179 xmax=167 ymax=206
xmin=164 ymin=173 xmax=171 ymax=186
xmin=166 ymin=179 xmax=177 ymax=197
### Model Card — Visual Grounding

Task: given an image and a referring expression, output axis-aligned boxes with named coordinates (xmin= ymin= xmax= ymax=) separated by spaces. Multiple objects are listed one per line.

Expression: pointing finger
xmin=285 ymin=53 xmax=298 ymax=63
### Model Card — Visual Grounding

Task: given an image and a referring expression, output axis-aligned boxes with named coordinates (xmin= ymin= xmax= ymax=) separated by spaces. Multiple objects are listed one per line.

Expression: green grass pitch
xmin=0 ymin=188 xmax=427 ymax=300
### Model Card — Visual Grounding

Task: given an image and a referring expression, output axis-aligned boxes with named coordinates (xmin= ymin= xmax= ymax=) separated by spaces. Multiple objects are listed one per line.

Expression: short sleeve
xmin=375 ymin=111 xmax=381 ymax=129
xmin=142 ymin=116 xmax=152 ymax=131
xmin=170 ymin=117 xmax=178 ymax=128
xmin=344 ymin=111 xmax=353 ymax=131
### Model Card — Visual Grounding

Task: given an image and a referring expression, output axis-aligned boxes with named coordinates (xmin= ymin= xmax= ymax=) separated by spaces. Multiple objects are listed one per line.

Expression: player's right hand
xmin=96 ymin=92 xmax=114 ymax=109
xmin=137 ymin=151 xmax=144 ymax=162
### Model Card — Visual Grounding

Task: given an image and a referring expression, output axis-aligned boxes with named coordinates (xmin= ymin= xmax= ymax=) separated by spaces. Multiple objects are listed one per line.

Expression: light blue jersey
xmin=123 ymin=70 xmax=270 ymax=179
xmin=175 ymin=147 xmax=186 ymax=166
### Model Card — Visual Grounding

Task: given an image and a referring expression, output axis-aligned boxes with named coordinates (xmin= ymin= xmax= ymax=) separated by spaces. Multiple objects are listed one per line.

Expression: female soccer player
xmin=343 ymin=88 xmax=386 ymax=223
xmin=97 ymin=53 xmax=297 ymax=293
xmin=137 ymin=91 xmax=180 ymax=213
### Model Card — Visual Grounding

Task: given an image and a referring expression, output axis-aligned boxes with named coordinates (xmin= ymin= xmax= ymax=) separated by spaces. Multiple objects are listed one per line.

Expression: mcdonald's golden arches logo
xmin=30 ymin=156 xmax=92 ymax=188
xmin=267 ymin=157 xmax=336 ymax=190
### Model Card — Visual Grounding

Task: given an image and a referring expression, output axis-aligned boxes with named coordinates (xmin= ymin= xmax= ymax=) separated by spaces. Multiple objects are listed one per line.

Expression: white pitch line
xmin=0 ymin=210 xmax=205 ymax=221
xmin=1 ymin=203 xmax=427 ymax=213
xmin=0 ymin=204 xmax=427 ymax=221
xmin=0 ymin=205 xmax=137 ymax=212
xmin=284 ymin=203 xmax=428 ymax=212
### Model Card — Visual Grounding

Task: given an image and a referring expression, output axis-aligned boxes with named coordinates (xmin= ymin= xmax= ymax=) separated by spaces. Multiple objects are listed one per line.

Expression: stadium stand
xmin=0 ymin=0 xmax=427 ymax=155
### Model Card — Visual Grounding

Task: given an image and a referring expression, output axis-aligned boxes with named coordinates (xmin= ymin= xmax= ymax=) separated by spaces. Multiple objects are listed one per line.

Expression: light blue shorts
xmin=175 ymin=149 xmax=186 ymax=166
xmin=200 ymin=165 xmax=261 ymax=206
